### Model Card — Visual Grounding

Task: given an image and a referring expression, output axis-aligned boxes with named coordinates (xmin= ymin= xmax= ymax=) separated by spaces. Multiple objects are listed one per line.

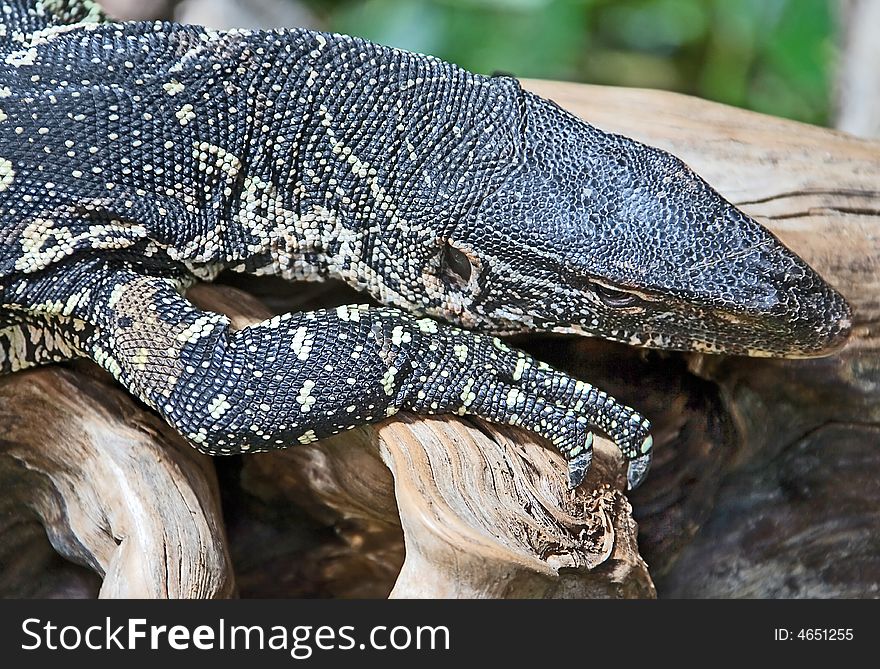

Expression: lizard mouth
xmin=702 ymin=294 xmax=853 ymax=358
xmin=664 ymin=249 xmax=855 ymax=358
xmin=754 ymin=317 xmax=852 ymax=358
xmin=688 ymin=305 xmax=851 ymax=359
xmin=567 ymin=281 xmax=854 ymax=358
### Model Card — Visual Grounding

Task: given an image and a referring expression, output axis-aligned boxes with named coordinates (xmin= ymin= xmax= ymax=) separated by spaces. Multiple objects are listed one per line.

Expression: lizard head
xmin=411 ymin=88 xmax=851 ymax=358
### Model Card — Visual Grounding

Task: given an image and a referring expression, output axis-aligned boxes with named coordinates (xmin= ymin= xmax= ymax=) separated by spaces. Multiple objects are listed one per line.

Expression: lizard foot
xmin=450 ymin=337 xmax=655 ymax=491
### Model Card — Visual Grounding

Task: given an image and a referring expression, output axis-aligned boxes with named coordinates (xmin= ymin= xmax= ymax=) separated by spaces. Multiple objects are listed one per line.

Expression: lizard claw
xmin=626 ymin=438 xmax=653 ymax=490
xmin=566 ymin=432 xmax=594 ymax=489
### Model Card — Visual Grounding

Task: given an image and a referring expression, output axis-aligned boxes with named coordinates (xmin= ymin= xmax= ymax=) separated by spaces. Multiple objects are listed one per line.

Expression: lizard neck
xmin=224 ymin=28 xmax=515 ymax=309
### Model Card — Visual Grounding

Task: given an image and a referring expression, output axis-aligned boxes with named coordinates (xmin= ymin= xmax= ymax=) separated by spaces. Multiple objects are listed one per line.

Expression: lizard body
xmin=0 ymin=0 xmax=851 ymax=489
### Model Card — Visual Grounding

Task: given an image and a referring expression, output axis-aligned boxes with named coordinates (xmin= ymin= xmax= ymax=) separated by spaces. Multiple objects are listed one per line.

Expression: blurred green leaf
xmin=316 ymin=0 xmax=834 ymax=125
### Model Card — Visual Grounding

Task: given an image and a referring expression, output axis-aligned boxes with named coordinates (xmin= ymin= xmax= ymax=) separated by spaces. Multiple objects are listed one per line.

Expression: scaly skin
xmin=0 ymin=1 xmax=851 ymax=489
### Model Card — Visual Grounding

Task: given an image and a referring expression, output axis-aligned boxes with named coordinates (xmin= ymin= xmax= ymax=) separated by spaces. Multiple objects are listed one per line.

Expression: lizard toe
xmin=626 ymin=449 xmax=652 ymax=490
xmin=566 ymin=436 xmax=594 ymax=489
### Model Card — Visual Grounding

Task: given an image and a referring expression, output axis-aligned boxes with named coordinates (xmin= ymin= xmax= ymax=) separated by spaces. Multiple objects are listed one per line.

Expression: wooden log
xmin=377 ymin=418 xmax=650 ymax=598
xmin=0 ymin=367 xmax=235 ymax=598
xmin=1 ymin=79 xmax=876 ymax=598
xmin=521 ymin=80 xmax=879 ymax=596
xmin=234 ymin=415 xmax=652 ymax=599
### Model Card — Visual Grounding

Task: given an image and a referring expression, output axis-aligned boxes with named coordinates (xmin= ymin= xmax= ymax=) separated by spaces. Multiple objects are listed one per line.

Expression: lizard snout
xmin=772 ymin=273 xmax=852 ymax=357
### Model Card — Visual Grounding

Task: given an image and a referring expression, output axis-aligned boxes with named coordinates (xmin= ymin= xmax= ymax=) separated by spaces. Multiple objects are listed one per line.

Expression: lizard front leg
xmin=72 ymin=274 xmax=653 ymax=489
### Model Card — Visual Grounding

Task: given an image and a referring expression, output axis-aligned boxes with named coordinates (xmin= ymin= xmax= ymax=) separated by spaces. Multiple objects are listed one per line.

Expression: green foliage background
xmin=302 ymin=0 xmax=836 ymax=126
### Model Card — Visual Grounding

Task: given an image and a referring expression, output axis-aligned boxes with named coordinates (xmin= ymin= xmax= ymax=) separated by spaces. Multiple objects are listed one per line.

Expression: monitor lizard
xmin=0 ymin=0 xmax=852 ymax=491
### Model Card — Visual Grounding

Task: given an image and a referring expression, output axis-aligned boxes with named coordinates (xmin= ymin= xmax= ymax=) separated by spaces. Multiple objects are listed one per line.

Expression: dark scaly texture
xmin=0 ymin=1 xmax=852 ymax=490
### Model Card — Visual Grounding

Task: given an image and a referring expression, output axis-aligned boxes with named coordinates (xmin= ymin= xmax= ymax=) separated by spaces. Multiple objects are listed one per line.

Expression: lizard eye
xmin=440 ymin=243 xmax=473 ymax=284
xmin=593 ymin=283 xmax=642 ymax=308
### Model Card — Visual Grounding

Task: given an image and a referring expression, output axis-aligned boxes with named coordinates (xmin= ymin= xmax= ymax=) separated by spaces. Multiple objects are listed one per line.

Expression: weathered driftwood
xmin=0 ymin=365 xmax=234 ymax=598
xmin=524 ymin=80 xmax=880 ymax=595
xmin=232 ymin=396 xmax=652 ymax=599
xmin=0 ymin=80 xmax=877 ymax=598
